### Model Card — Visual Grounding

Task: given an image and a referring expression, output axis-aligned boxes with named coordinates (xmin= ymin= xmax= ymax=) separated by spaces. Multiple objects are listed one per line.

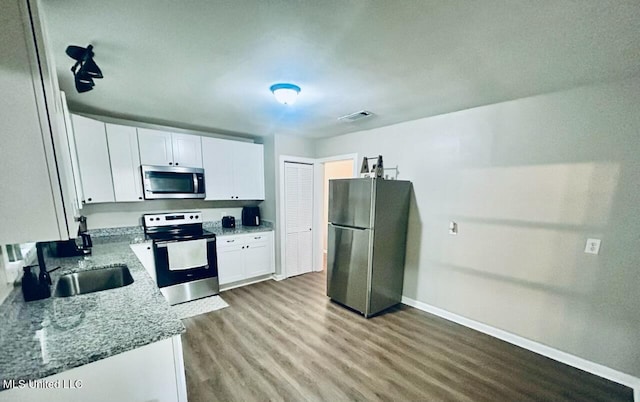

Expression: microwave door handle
xmin=193 ymin=173 xmax=199 ymax=194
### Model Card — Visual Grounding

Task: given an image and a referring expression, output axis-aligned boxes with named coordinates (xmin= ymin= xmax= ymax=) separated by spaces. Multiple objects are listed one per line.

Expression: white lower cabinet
xmin=0 ymin=336 xmax=187 ymax=402
xmin=217 ymin=231 xmax=274 ymax=286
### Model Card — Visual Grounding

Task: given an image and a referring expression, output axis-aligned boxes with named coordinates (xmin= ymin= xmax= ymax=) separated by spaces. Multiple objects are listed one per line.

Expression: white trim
xmin=219 ymin=275 xmax=273 ymax=292
xmin=272 ymin=274 xmax=286 ymax=281
xmin=315 ymin=153 xmax=360 ymax=175
xmin=171 ymin=335 xmax=188 ymax=402
xmin=402 ymin=296 xmax=640 ymax=392
xmin=312 ymin=153 xmax=359 ymax=273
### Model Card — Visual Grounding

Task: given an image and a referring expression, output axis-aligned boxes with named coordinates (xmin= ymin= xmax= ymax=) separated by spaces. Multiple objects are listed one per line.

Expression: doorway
xmin=283 ymin=161 xmax=314 ymax=278
xmin=320 ymin=158 xmax=356 ymax=271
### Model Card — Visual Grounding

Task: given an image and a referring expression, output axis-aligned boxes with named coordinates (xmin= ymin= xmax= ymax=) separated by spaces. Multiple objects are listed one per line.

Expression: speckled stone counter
xmin=204 ymin=220 xmax=273 ymax=236
xmin=87 ymin=220 xmax=274 ymax=238
xmin=0 ymin=237 xmax=185 ymax=385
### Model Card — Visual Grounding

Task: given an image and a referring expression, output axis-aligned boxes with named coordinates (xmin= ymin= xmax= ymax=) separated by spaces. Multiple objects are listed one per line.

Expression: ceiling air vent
xmin=338 ymin=110 xmax=374 ymax=122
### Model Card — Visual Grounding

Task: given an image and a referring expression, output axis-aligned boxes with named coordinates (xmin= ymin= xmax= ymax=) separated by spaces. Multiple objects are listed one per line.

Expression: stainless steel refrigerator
xmin=327 ymin=178 xmax=411 ymax=317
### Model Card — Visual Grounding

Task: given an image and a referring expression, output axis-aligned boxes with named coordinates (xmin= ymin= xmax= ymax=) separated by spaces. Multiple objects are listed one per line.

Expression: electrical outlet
xmin=449 ymin=221 xmax=458 ymax=235
xmin=584 ymin=238 xmax=601 ymax=255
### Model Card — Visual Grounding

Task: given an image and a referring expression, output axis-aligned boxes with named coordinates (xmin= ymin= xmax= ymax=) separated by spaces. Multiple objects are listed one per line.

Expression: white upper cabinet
xmin=71 ymin=114 xmax=115 ymax=204
xmin=201 ymin=138 xmax=234 ymax=200
xmin=202 ymin=137 xmax=264 ymax=200
xmin=138 ymin=128 xmax=202 ymax=168
xmin=234 ymin=142 xmax=265 ymax=200
xmin=172 ymin=133 xmax=202 ymax=168
xmin=137 ymin=128 xmax=173 ymax=166
xmin=106 ymin=123 xmax=144 ymax=202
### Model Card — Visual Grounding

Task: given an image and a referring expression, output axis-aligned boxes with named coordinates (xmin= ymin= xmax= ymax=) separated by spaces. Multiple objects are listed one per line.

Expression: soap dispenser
xmin=21 ymin=266 xmax=39 ymax=302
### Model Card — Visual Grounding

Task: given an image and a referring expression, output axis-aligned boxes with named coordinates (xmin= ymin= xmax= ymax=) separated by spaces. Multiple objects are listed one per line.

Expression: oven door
xmin=153 ymin=237 xmax=217 ymax=288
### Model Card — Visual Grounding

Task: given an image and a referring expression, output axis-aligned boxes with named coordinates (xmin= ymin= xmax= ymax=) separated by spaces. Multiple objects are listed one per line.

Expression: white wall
xmin=315 ymin=76 xmax=640 ymax=377
xmin=268 ymin=134 xmax=317 ymax=275
xmin=259 ymin=134 xmax=276 ymax=223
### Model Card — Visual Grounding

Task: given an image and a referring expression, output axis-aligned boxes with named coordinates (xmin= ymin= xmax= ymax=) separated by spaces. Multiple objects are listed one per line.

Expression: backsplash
xmin=78 ymin=200 xmax=259 ymax=230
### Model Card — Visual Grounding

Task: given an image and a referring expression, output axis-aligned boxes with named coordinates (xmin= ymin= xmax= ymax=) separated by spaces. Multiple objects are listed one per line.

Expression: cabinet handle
xmin=226 ymin=239 xmax=235 ymax=243
xmin=242 ymin=246 xmax=245 ymax=249
xmin=169 ymin=162 xmax=173 ymax=165
xmin=246 ymin=245 xmax=250 ymax=248
xmin=235 ymin=196 xmax=239 ymax=199
xmin=147 ymin=246 xmax=150 ymax=250
xmin=87 ymin=197 xmax=92 ymax=202
xmin=138 ymin=197 xmax=143 ymax=200
xmin=175 ymin=162 xmax=179 ymax=166
xmin=254 ymin=236 xmax=261 ymax=240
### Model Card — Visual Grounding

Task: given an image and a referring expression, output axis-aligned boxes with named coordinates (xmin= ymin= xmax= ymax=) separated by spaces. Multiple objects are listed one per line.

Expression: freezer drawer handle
xmin=329 ymin=223 xmax=367 ymax=231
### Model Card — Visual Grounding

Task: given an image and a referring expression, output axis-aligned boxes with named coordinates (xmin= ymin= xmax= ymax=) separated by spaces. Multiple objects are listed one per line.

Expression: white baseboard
xmin=219 ymin=275 xmax=273 ymax=291
xmin=401 ymin=296 xmax=640 ymax=396
xmin=272 ymin=274 xmax=286 ymax=281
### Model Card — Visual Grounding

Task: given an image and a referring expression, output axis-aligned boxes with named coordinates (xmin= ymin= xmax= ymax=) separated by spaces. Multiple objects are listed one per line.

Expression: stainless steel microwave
xmin=141 ymin=165 xmax=205 ymax=199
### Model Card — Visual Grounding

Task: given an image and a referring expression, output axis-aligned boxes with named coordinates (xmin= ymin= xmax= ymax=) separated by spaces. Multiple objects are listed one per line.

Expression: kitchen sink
xmin=53 ymin=264 xmax=134 ymax=297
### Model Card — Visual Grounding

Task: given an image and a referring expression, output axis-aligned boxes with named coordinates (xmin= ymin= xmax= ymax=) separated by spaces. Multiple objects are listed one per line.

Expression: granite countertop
xmin=0 ymin=237 xmax=185 ymax=385
xmin=205 ymin=221 xmax=274 ymax=237
xmin=88 ymin=220 xmax=274 ymax=239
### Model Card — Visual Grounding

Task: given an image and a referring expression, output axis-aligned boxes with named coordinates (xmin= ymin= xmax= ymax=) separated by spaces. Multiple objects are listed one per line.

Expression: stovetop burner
xmin=145 ymin=229 xmax=214 ymax=242
xmin=143 ymin=211 xmax=209 ymax=239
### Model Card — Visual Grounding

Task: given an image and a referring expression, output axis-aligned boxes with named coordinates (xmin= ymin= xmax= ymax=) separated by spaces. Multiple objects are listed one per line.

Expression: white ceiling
xmin=41 ymin=0 xmax=640 ymax=139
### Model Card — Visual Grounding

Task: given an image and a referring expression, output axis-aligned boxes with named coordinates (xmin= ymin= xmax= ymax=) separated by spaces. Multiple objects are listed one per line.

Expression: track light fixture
xmin=66 ymin=44 xmax=103 ymax=93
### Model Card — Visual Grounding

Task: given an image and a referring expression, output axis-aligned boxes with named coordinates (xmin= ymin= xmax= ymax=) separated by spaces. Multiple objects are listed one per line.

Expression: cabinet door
xmin=244 ymin=234 xmax=273 ymax=277
xmin=106 ymin=124 xmax=143 ymax=202
xmin=138 ymin=128 xmax=173 ymax=166
xmin=217 ymin=241 xmax=245 ymax=285
xmin=171 ymin=133 xmax=202 ymax=168
xmin=202 ymin=137 xmax=235 ymax=200
xmin=233 ymin=142 xmax=265 ymax=200
xmin=71 ymin=114 xmax=115 ymax=204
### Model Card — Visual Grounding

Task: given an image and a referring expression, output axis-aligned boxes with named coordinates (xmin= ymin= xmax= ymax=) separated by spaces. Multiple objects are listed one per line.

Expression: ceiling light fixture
xmin=65 ymin=44 xmax=103 ymax=93
xmin=270 ymin=83 xmax=301 ymax=105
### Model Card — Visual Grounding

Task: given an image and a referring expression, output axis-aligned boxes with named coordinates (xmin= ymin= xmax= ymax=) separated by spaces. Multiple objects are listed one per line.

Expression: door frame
xmin=313 ymin=154 xmax=359 ymax=272
xmin=278 ymin=153 xmax=359 ymax=278
xmin=279 ymin=155 xmax=317 ymax=278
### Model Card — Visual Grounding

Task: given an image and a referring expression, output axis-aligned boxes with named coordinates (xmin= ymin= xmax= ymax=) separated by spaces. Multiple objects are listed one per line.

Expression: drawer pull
xmin=227 ymin=239 xmax=235 ymax=243
xmin=254 ymin=236 xmax=261 ymax=240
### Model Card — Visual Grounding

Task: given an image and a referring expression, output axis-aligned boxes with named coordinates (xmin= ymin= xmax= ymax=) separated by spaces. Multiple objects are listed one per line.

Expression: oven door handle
xmin=155 ymin=237 xmax=216 ymax=248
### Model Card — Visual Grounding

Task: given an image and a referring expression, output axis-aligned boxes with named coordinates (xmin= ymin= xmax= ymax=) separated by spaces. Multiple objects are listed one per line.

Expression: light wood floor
xmin=181 ymin=272 xmax=632 ymax=402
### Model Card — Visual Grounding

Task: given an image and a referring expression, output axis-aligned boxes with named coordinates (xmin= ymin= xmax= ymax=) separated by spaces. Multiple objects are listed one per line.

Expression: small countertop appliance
xmin=221 ymin=216 xmax=235 ymax=228
xmin=241 ymin=206 xmax=260 ymax=226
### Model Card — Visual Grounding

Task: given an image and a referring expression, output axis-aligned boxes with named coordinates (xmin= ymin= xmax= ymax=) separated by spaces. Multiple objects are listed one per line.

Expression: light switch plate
xmin=449 ymin=221 xmax=458 ymax=235
xmin=584 ymin=238 xmax=601 ymax=255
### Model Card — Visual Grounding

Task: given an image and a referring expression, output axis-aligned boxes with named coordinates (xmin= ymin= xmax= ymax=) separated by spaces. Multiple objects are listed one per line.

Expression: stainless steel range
xmin=143 ymin=211 xmax=219 ymax=305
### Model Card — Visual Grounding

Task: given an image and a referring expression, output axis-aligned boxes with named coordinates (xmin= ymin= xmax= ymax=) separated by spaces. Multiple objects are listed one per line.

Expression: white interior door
xmin=284 ymin=162 xmax=314 ymax=277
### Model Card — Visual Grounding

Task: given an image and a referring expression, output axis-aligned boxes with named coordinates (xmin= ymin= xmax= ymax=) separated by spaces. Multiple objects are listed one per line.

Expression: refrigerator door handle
xmin=329 ymin=223 xmax=367 ymax=231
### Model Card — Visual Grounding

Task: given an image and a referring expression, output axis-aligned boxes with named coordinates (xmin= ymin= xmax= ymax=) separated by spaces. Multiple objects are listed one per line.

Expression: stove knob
xmin=195 ymin=215 xmax=199 ymax=219
xmin=190 ymin=215 xmax=193 ymax=219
